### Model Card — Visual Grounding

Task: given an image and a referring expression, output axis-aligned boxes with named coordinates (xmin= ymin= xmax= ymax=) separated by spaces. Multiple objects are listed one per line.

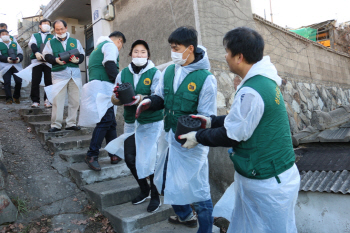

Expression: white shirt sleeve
xmin=28 ymin=34 xmax=37 ymax=47
xmin=197 ymin=75 xmax=217 ymax=116
xmin=42 ymin=40 xmax=53 ymax=56
xmin=224 ymin=87 xmax=265 ymax=141
xmin=154 ymin=67 xmax=167 ymax=99
xmin=150 ymin=70 xmax=161 ymax=95
xmin=102 ymin=42 xmax=118 ymax=66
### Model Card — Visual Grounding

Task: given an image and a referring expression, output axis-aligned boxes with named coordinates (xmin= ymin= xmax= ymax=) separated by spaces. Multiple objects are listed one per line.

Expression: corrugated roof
xmin=300 ymin=170 xmax=350 ymax=194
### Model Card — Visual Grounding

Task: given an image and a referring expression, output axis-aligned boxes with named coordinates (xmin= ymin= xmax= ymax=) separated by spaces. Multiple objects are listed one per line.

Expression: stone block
xmin=83 ymin=175 xmax=139 ymax=211
xmin=69 ymin=158 xmax=131 ymax=189
xmin=134 ymin=220 xmax=220 ymax=233
xmin=38 ymin=128 xmax=91 ymax=144
xmin=50 ymin=214 xmax=87 ymax=233
xmin=59 ymin=149 xmax=108 ymax=163
xmin=0 ymin=161 xmax=8 ymax=190
xmin=22 ymin=114 xmax=52 ymax=123
xmin=18 ymin=107 xmax=51 ymax=116
xmin=103 ymin=199 xmax=174 ymax=233
xmin=292 ymin=100 xmax=300 ymax=113
xmin=47 ymin=135 xmax=92 ymax=152
xmin=0 ymin=190 xmax=17 ymax=225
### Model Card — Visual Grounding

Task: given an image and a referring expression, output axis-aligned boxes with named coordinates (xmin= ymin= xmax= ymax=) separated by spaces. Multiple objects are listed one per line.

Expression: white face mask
xmin=132 ymin=57 xmax=148 ymax=67
xmin=171 ymin=47 xmax=190 ymax=65
xmin=1 ymin=35 xmax=10 ymax=42
xmin=56 ymin=32 xmax=67 ymax=39
xmin=41 ymin=24 xmax=51 ymax=32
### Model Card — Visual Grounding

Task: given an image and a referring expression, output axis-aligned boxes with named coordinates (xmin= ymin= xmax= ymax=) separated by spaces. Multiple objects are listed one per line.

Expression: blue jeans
xmin=87 ymin=106 xmax=117 ymax=159
xmin=172 ymin=199 xmax=213 ymax=233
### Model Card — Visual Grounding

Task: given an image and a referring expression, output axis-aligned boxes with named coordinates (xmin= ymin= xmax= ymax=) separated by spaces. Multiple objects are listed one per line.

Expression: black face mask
xmin=131 ymin=61 xmax=148 ymax=74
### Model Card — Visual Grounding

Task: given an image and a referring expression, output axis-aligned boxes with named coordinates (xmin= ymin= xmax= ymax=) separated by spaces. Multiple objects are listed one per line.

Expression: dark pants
xmin=124 ymin=134 xmax=157 ymax=196
xmin=3 ymin=67 xmax=22 ymax=101
xmin=87 ymin=107 xmax=117 ymax=159
xmin=31 ymin=63 xmax=52 ymax=103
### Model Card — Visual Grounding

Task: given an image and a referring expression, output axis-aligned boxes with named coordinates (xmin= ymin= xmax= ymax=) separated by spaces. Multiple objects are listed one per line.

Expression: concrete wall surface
xmin=295 ymin=191 xmax=350 ymax=233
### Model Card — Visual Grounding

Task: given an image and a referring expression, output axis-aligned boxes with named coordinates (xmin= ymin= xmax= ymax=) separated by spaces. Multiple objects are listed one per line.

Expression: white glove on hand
xmin=35 ymin=52 xmax=44 ymax=61
xmin=124 ymin=94 xmax=142 ymax=106
xmin=70 ymin=56 xmax=79 ymax=64
xmin=191 ymin=115 xmax=211 ymax=129
xmin=55 ymin=57 xmax=65 ymax=65
xmin=179 ymin=131 xmax=198 ymax=149
xmin=7 ymin=57 xmax=13 ymax=63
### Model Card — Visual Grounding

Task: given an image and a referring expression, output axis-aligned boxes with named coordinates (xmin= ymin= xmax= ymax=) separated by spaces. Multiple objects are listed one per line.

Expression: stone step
xmin=84 ymin=176 xmax=139 ymax=211
xmin=28 ymin=121 xmax=58 ymax=134
xmin=133 ymin=220 xmax=221 ymax=233
xmin=23 ymin=114 xmax=51 ymax=123
xmin=69 ymin=158 xmax=131 ymax=189
xmin=59 ymin=148 xmax=108 ymax=163
xmin=38 ymin=128 xmax=92 ymax=144
xmin=18 ymin=107 xmax=51 ymax=116
xmin=47 ymin=135 xmax=92 ymax=152
xmin=103 ymin=198 xmax=174 ymax=233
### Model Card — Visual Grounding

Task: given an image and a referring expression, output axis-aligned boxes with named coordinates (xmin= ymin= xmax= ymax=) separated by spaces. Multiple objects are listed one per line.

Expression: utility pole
xmin=270 ymin=0 xmax=273 ymax=23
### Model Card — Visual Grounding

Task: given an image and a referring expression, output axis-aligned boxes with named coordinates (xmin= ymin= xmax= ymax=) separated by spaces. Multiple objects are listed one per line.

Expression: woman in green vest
xmin=107 ymin=40 xmax=163 ymax=213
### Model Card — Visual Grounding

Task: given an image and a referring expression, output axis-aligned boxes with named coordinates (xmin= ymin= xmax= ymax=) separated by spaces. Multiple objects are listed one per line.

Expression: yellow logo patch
xmin=275 ymin=86 xmax=281 ymax=105
xmin=70 ymin=43 xmax=75 ymax=47
xmin=144 ymin=78 xmax=151 ymax=85
xmin=188 ymin=82 xmax=196 ymax=92
xmin=48 ymin=38 xmax=52 ymax=40
xmin=12 ymin=44 xmax=16 ymax=47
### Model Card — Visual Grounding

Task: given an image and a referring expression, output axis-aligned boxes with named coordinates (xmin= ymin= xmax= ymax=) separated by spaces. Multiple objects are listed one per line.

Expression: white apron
xmin=15 ymin=60 xmax=51 ymax=87
xmin=213 ymin=164 xmax=300 ymax=233
xmin=0 ymin=63 xmax=26 ymax=87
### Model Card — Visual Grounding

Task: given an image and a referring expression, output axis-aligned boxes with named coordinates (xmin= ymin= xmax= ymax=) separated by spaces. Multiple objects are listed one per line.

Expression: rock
xmin=217 ymin=91 xmax=226 ymax=108
xmin=293 ymin=92 xmax=301 ymax=104
xmin=312 ymin=96 xmax=318 ymax=109
xmin=289 ymin=116 xmax=298 ymax=134
xmin=318 ymin=98 xmax=324 ymax=110
xmin=299 ymin=91 xmax=307 ymax=103
xmin=0 ymin=143 xmax=3 ymax=161
xmin=285 ymin=101 xmax=293 ymax=117
xmin=304 ymin=83 xmax=311 ymax=90
xmin=292 ymin=100 xmax=300 ymax=113
xmin=306 ymin=110 xmax=312 ymax=119
xmin=321 ymin=88 xmax=328 ymax=101
xmin=311 ymin=84 xmax=316 ymax=91
xmin=285 ymin=81 xmax=294 ymax=94
xmin=307 ymin=99 xmax=314 ymax=111
xmin=283 ymin=93 xmax=293 ymax=104
xmin=299 ymin=113 xmax=311 ymax=126
xmin=0 ymin=190 xmax=17 ymax=225
xmin=0 ymin=161 xmax=8 ymax=190
xmin=337 ymin=98 xmax=342 ymax=106
xmin=228 ymin=91 xmax=236 ymax=106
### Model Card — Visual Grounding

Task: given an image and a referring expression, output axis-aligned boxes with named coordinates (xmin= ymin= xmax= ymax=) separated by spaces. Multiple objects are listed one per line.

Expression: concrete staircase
xmin=17 ymin=105 xmax=218 ymax=233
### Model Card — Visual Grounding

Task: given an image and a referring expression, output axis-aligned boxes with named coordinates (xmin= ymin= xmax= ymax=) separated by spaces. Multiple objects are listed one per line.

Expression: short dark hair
xmin=168 ymin=26 xmax=198 ymax=50
xmin=39 ymin=19 xmax=51 ymax=26
xmin=109 ymin=31 xmax=126 ymax=43
xmin=0 ymin=29 xmax=9 ymax=35
xmin=0 ymin=23 xmax=7 ymax=29
xmin=53 ymin=20 xmax=67 ymax=29
xmin=223 ymin=27 xmax=264 ymax=64
xmin=129 ymin=40 xmax=150 ymax=58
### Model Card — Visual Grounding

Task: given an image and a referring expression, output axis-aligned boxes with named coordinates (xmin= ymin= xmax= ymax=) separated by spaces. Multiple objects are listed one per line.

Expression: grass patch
xmin=11 ymin=196 xmax=29 ymax=218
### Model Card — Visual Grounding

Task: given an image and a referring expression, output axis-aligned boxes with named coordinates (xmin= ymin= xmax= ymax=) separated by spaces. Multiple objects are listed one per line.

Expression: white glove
xmin=7 ymin=57 xmax=13 ymax=63
xmin=191 ymin=115 xmax=211 ymax=129
xmin=55 ymin=57 xmax=65 ymax=65
xmin=124 ymin=94 xmax=143 ymax=106
xmin=70 ymin=56 xmax=79 ymax=64
xmin=35 ymin=52 xmax=44 ymax=61
xmin=179 ymin=131 xmax=198 ymax=149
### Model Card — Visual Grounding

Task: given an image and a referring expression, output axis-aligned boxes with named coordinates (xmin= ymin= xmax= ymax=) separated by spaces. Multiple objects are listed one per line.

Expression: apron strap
xmin=272 ymin=160 xmax=281 ymax=184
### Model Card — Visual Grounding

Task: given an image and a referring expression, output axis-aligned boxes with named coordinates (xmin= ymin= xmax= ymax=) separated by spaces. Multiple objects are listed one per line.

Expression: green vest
xmin=50 ymin=37 xmax=79 ymax=72
xmin=88 ymin=41 xmax=117 ymax=83
xmin=30 ymin=33 xmax=54 ymax=59
xmin=231 ymin=75 xmax=295 ymax=182
xmin=10 ymin=35 xmax=14 ymax=42
xmin=121 ymin=67 xmax=163 ymax=124
xmin=163 ymin=64 xmax=211 ymax=133
xmin=0 ymin=41 xmax=17 ymax=57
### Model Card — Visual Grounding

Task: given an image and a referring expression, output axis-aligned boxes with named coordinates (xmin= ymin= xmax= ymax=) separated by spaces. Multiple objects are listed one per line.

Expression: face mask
xmin=1 ymin=35 xmax=9 ymax=42
xmin=171 ymin=47 xmax=190 ymax=65
xmin=132 ymin=57 xmax=148 ymax=67
xmin=56 ymin=32 xmax=67 ymax=39
xmin=41 ymin=24 xmax=51 ymax=32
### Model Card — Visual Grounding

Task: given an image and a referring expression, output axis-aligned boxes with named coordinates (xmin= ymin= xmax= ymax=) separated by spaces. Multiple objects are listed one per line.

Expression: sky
xmin=0 ymin=0 xmax=349 ymax=36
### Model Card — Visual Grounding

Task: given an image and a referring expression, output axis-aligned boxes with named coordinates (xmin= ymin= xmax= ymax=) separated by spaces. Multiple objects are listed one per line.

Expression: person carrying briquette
xmin=28 ymin=18 xmax=54 ymax=108
xmin=0 ymin=23 xmax=17 ymax=42
xmin=106 ymin=39 xmax=164 ymax=213
xmin=42 ymin=19 xmax=85 ymax=133
xmin=135 ymin=27 xmax=217 ymax=232
xmin=79 ymin=31 xmax=126 ymax=170
xmin=179 ymin=27 xmax=300 ymax=233
xmin=0 ymin=29 xmax=23 ymax=104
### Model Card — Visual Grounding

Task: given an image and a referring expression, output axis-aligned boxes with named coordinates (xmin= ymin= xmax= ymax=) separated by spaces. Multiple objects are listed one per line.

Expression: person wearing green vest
xmin=28 ymin=19 xmax=54 ymax=108
xmin=0 ymin=23 xmax=17 ymax=43
xmin=78 ymin=31 xmax=125 ymax=170
xmin=135 ymin=27 xmax=217 ymax=232
xmin=42 ymin=20 xmax=85 ymax=133
xmin=0 ymin=29 xmax=23 ymax=104
xmin=106 ymin=39 xmax=164 ymax=213
xmin=179 ymin=27 xmax=300 ymax=233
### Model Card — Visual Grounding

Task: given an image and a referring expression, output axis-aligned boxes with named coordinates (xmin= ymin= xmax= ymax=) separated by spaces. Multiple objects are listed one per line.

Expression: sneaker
xmin=13 ymin=98 xmax=20 ymax=104
xmin=84 ymin=156 xmax=101 ymax=171
xmin=31 ymin=102 xmax=40 ymax=108
xmin=132 ymin=192 xmax=150 ymax=205
xmin=6 ymin=99 xmax=12 ymax=105
xmin=44 ymin=99 xmax=52 ymax=108
xmin=65 ymin=126 xmax=81 ymax=131
xmin=147 ymin=196 xmax=161 ymax=213
xmin=168 ymin=215 xmax=198 ymax=228
xmin=48 ymin=127 xmax=61 ymax=132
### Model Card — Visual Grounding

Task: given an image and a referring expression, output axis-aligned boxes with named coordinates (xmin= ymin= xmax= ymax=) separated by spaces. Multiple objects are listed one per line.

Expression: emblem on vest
xmin=48 ymin=38 xmax=52 ymax=40
xmin=144 ymin=78 xmax=151 ymax=85
xmin=188 ymin=82 xmax=196 ymax=92
xmin=12 ymin=44 xmax=16 ymax=47
xmin=70 ymin=43 xmax=75 ymax=47
xmin=275 ymin=85 xmax=281 ymax=105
